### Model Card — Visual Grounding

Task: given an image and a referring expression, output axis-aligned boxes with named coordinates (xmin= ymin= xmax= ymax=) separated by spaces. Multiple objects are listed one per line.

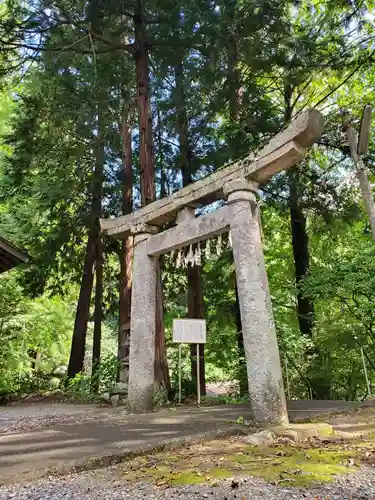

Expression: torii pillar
xmin=127 ymin=224 xmax=158 ymax=413
xmin=224 ymin=179 xmax=288 ymax=424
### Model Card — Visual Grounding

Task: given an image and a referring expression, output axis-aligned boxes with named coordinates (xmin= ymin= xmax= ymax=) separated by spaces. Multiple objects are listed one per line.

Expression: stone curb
xmin=0 ymin=425 xmax=251 ymax=486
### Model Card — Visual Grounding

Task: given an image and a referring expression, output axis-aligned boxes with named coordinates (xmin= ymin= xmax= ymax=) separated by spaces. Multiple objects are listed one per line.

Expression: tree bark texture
xmin=284 ymin=83 xmax=314 ymax=337
xmin=134 ymin=0 xmax=155 ymax=207
xmin=67 ymin=229 xmax=96 ymax=378
xmin=91 ymin=232 xmax=103 ymax=392
xmin=91 ymin=107 xmax=105 ymax=391
xmin=135 ymin=0 xmax=170 ymax=392
xmin=287 ymin=168 xmax=314 ymax=336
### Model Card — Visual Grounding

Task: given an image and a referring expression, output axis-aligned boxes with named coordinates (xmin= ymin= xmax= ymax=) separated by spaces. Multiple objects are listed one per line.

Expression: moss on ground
xmin=122 ymin=440 xmax=360 ymax=487
xmin=121 ymin=407 xmax=375 ymax=488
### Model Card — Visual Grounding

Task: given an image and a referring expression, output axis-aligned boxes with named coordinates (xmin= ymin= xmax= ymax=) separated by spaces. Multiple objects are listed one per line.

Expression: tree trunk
xmin=118 ymin=106 xmax=133 ymax=385
xmin=284 ymin=83 xmax=314 ymax=337
xmin=134 ymin=0 xmax=170 ymax=393
xmin=91 ymin=232 xmax=103 ymax=392
xmin=67 ymin=230 xmax=96 ymax=378
xmin=134 ymin=0 xmax=155 ymax=207
xmin=90 ymin=108 xmax=105 ymax=392
xmin=118 ymin=237 xmax=133 ymax=384
xmin=175 ymin=57 xmax=206 ymax=396
xmin=67 ymin=0 xmax=105 ymax=383
xmin=156 ymin=106 xmax=167 ymax=199
xmin=288 ymin=168 xmax=314 ymax=336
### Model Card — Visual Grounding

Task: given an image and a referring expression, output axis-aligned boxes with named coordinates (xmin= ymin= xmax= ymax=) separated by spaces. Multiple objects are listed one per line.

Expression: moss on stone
xmin=270 ymin=422 xmax=335 ymax=441
xmin=237 ymin=455 xmax=351 ymax=487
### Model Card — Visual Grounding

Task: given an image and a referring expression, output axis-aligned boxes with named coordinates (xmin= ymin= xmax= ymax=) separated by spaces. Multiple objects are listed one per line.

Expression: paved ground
xmin=0 ymin=400 xmax=358 ymax=483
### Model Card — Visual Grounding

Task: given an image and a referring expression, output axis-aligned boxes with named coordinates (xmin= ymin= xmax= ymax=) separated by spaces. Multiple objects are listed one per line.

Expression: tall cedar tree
xmin=175 ymin=55 xmax=206 ymax=395
xmin=134 ymin=0 xmax=170 ymax=391
xmin=68 ymin=0 xmax=105 ymax=380
xmin=117 ymin=97 xmax=134 ymax=385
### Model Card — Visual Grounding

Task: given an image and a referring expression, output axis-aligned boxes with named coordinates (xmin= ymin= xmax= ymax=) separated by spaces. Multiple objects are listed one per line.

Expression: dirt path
xmin=2 ymin=403 xmax=375 ymax=499
xmin=0 ymin=399 xmax=360 ymax=484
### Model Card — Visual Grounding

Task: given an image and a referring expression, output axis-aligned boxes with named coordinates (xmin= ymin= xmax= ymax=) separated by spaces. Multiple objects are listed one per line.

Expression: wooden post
xmin=197 ymin=343 xmax=200 ymax=405
xmin=178 ymin=344 xmax=182 ymax=404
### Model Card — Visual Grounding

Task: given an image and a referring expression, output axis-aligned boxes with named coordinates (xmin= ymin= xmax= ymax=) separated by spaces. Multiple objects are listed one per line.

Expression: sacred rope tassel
xmin=176 ymin=249 xmax=182 ymax=268
xmin=228 ymin=231 xmax=232 ymax=248
xmin=216 ymin=234 xmax=222 ymax=256
xmin=205 ymin=238 xmax=211 ymax=259
xmin=194 ymin=242 xmax=202 ymax=267
xmin=186 ymin=244 xmax=194 ymax=266
xmin=170 ymin=249 xmax=175 ymax=261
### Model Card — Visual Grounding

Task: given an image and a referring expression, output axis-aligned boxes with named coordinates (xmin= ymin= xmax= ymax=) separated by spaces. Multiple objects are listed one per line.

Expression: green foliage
xmin=1 ymin=0 xmax=375 ymax=404
xmin=301 ymin=238 xmax=375 ymax=400
xmin=201 ymin=395 xmax=249 ymax=406
xmin=0 ymin=271 xmax=119 ymax=396
xmin=0 ymin=273 xmax=74 ymax=393
xmin=65 ymin=354 xmax=118 ymax=397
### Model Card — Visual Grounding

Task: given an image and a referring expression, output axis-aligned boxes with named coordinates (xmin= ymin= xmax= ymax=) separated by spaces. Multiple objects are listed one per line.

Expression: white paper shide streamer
xmin=172 ymin=232 xmax=234 ymax=269
xmin=205 ymin=239 xmax=211 ymax=259
xmin=194 ymin=242 xmax=201 ymax=267
xmin=176 ymin=249 xmax=182 ymax=268
xmin=185 ymin=244 xmax=194 ymax=267
xmin=216 ymin=234 xmax=222 ymax=256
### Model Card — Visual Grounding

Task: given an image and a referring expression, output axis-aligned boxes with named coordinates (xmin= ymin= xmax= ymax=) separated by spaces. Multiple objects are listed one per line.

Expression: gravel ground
xmin=1 ymin=466 xmax=375 ymax=500
xmin=0 ymin=403 xmax=123 ymax=434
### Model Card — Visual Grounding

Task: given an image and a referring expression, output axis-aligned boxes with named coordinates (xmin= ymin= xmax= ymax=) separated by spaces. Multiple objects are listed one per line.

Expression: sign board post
xmin=173 ymin=319 xmax=207 ymax=405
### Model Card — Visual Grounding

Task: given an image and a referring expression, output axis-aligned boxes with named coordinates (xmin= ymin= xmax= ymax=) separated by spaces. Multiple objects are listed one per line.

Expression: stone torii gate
xmin=100 ymin=109 xmax=324 ymax=425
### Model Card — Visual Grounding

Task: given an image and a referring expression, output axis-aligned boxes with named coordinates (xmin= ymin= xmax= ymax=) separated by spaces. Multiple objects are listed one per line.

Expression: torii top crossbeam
xmin=100 ymin=109 xmax=324 ymax=238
